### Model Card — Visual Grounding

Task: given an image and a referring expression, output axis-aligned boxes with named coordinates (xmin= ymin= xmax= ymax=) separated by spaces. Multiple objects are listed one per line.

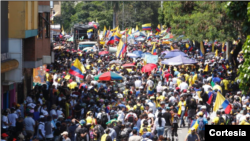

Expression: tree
xmin=235 ymin=2 xmax=250 ymax=94
xmin=161 ymin=1 xmax=239 ymax=42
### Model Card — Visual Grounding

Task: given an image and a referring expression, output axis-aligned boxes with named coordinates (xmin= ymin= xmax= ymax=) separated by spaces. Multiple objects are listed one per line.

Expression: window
xmin=45 ymin=12 xmax=50 ymax=38
xmin=38 ymin=13 xmax=43 ymax=38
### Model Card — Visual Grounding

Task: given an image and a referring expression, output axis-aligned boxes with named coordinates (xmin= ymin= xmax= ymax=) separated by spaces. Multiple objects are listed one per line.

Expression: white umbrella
xmin=64 ymin=35 xmax=71 ymax=38
xmin=127 ymin=53 xmax=138 ymax=58
xmin=82 ymin=47 xmax=93 ymax=52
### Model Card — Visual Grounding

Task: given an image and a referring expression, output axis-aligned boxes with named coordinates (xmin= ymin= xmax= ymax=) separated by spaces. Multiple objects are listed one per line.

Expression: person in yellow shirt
xmin=86 ymin=112 xmax=96 ymax=130
xmin=178 ymin=96 xmax=186 ymax=128
xmin=213 ymin=82 xmax=222 ymax=93
xmin=139 ymin=122 xmax=151 ymax=135
xmin=239 ymin=115 xmax=250 ymax=125
xmin=184 ymin=73 xmax=190 ymax=82
xmin=188 ymin=73 xmax=195 ymax=86
xmin=133 ymin=100 xmax=144 ymax=116
xmin=176 ymin=77 xmax=182 ymax=87
xmin=212 ymin=111 xmax=225 ymax=125
xmin=45 ymin=69 xmax=52 ymax=90
xmin=67 ymin=77 xmax=78 ymax=90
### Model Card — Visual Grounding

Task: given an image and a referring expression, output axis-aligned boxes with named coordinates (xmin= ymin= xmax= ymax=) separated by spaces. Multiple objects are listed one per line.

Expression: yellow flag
xmin=155 ymin=32 xmax=159 ymax=35
xmin=215 ymin=49 xmax=218 ymax=57
xmin=151 ymin=43 xmax=156 ymax=54
xmin=171 ymin=46 xmax=174 ymax=50
xmin=136 ymin=25 xmax=138 ymax=31
xmin=222 ymin=42 xmax=225 ymax=52
xmin=96 ymin=18 xmax=98 ymax=23
xmin=144 ymin=58 xmax=147 ymax=66
xmin=128 ymin=28 xmax=132 ymax=35
xmin=204 ymin=64 xmax=209 ymax=72
xmin=64 ymin=74 xmax=70 ymax=80
xmin=212 ymin=43 xmax=214 ymax=52
xmin=62 ymin=26 xmax=65 ymax=35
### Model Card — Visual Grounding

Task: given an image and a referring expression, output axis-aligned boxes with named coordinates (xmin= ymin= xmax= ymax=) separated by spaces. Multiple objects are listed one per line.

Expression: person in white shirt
xmin=156 ymin=82 xmax=163 ymax=93
xmin=125 ymin=110 xmax=138 ymax=122
xmin=147 ymin=97 xmax=156 ymax=114
xmin=52 ymin=78 xmax=60 ymax=89
xmin=37 ymin=115 xmax=46 ymax=140
xmin=172 ymin=77 xmax=177 ymax=85
xmin=117 ymin=109 xmax=125 ymax=124
xmin=169 ymin=93 xmax=177 ymax=104
xmin=8 ymin=108 xmax=18 ymax=127
xmin=179 ymin=81 xmax=188 ymax=92
xmin=202 ymin=81 xmax=212 ymax=92
xmin=2 ymin=111 xmax=10 ymax=132
xmin=153 ymin=111 xmax=166 ymax=137
xmin=38 ymin=94 xmax=44 ymax=105
xmin=146 ymin=78 xmax=154 ymax=88
xmin=134 ymin=78 xmax=142 ymax=88
xmin=97 ymin=109 xmax=111 ymax=121
xmin=50 ymin=104 xmax=57 ymax=118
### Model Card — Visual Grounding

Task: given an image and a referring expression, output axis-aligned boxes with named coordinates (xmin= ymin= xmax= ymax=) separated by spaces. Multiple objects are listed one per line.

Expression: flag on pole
xmin=151 ymin=43 xmax=157 ymax=55
xmin=204 ymin=64 xmax=209 ymax=72
xmin=212 ymin=43 xmax=214 ymax=52
xmin=96 ymin=18 xmax=98 ymax=23
xmin=136 ymin=25 xmax=139 ymax=31
xmin=69 ymin=58 xmax=86 ymax=79
xmin=222 ymin=42 xmax=225 ymax=52
xmin=62 ymin=26 xmax=65 ymax=35
xmin=142 ymin=23 xmax=151 ymax=30
xmin=114 ymin=31 xmax=122 ymax=42
xmin=171 ymin=46 xmax=174 ymax=51
xmin=213 ymin=91 xmax=232 ymax=114
xmin=215 ymin=49 xmax=218 ymax=57
xmin=103 ymin=26 xmax=107 ymax=38
xmin=116 ymin=40 xmax=127 ymax=58
xmin=200 ymin=41 xmax=205 ymax=56
xmin=156 ymin=24 xmax=161 ymax=32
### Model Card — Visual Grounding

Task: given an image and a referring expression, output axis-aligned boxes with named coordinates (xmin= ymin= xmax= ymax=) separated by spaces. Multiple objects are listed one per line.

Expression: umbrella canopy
xmin=132 ymin=31 xmax=146 ymax=37
xmin=99 ymin=51 xmax=109 ymax=56
xmin=127 ymin=53 xmax=139 ymax=58
xmin=82 ymin=47 xmax=93 ymax=52
xmin=53 ymin=46 xmax=65 ymax=50
xmin=163 ymin=34 xmax=174 ymax=39
xmin=141 ymin=63 xmax=157 ymax=73
xmin=135 ymin=36 xmax=146 ymax=42
xmin=161 ymin=51 xmax=169 ymax=55
xmin=132 ymin=51 xmax=143 ymax=57
xmin=79 ymin=83 xmax=87 ymax=89
xmin=64 ymin=35 xmax=71 ymax=38
xmin=94 ymin=71 xmax=123 ymax=81
xmin=161 ymin=55 xmax=197 ymax=65
xmin=67 ymin=36 xmax=74 ymax=42
xmin=109 ymin=60 xmax=122 ymax=65
xmin=122 ymin=63 xmax=135 ymax=68
xmin=163 ymin=50 xmax=188 ymax=58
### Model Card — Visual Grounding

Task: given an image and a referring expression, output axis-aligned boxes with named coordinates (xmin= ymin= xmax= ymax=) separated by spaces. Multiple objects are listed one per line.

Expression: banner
xmin=33 ymin=65 xmax=47 ymax=84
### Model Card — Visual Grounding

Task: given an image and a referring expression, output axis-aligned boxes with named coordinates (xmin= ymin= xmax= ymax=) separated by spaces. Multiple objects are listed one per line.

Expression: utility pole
xmin=161 ymin=1 xmax=163 ymax=31
xmin=122 ymin=1 xmax=124 ymax=30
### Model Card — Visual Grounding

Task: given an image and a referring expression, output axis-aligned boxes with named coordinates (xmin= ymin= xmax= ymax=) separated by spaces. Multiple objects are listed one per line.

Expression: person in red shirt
xmin=164 ymin=70 xmax=173 ymax=82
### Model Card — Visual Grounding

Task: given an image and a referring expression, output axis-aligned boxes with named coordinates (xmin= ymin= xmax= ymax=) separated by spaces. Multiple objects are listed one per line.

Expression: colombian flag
xmin=142 ymin=23 xmax=151 ymax=30
xmin=147 ymin=87 xmax=154 ymax=95
xmin=151 ymin=43 xmax=157 ymax=55
xmin=207 ymin=92 xmax=213 ymax=105
xmin=103 ymin=26 xmax=107 ymax=38
xmin=69 ymin=58 xmax=86 ymax=79
xmin=188 ymin=119 xmax=199 ymax=133
xmin=116 ymin=40 xmax=127 ymax=58
xmin=107 ymin=32 xmax=115 ymax=44
xmin=200 ymin=41 xmax=205 ymax=57
xmin=114 ymin=32 xmax=122 ymax=42
xmin=156 ymin=24 xmax=161 ymax=32
xmin=186 ymin=43 xmax=193 ymax=51
xmin=213 ymin=91 xmax=232 ymax=114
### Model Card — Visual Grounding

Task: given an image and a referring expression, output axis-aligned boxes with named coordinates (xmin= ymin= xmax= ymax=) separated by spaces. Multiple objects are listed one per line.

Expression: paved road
xmin=177 ymin=126 xmax=189 ymax=141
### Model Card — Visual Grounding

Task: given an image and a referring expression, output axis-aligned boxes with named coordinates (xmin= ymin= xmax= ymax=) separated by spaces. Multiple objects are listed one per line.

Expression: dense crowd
xmin=2 ymin=37 xmax=249 ymax=141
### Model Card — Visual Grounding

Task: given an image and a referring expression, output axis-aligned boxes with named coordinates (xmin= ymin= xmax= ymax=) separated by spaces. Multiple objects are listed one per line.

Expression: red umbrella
xmin=122 ymin=63 xmax=135 ymax=68
xmin=141 ymin=63 xmax=157 ymax=73
xmin=79 ymin=83 xmax=88 ymax=89
xmin=99 ymin=51 xmax=109 ymax=55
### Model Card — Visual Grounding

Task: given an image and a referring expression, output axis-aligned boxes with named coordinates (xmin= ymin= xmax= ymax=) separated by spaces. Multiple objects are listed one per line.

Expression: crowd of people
xmin=1 ymin=36 xmax=249 ymax=141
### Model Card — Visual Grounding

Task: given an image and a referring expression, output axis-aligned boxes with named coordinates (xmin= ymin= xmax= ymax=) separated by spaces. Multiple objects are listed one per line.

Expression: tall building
xmin=1 ymin=1 xmax=52 ymax=109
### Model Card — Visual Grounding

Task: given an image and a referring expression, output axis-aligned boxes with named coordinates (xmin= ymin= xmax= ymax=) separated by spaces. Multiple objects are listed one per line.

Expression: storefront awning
xmin=1 ymin=59 xmax=19 ymax=73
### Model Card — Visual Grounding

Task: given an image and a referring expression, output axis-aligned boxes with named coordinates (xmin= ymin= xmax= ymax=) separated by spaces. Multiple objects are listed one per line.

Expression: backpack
xmin=101 ymin=113 xmax=108 ymax=125
xmin=217 ymin=116 xmax=225 ymax=125
xmin=135 ymin=105 xmax=142 ymax=117
xmin=197 ymin=118 xmax=204 ymax=131
xmin=127 ymin=114 xmax=135 ymax=123
xmin=225 ymin=115 xmax=231 ymax=125
xmin=95 ymin=125 xmax=104 ymax=139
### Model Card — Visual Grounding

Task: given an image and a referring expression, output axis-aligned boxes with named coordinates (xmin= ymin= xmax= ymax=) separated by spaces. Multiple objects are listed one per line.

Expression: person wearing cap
xmin=239 ymin=115 xmax=250 ymax=125
xmin=45 ymin=69 xmax=53 ymax=90
xmin=61 ymin=131 xmax=71 ymax=141
xmin=1 ymin=133 xmax=8 ymax=141
xmin=128 ymin=129 xmax=142 ymax=141
xmin=185 ymin=127 xmax=200 ymax=141
xmin=24 ymin=113 xmax=36 ymax=137
xmin=200 ymin=106 xmax=209 ymax=120
xmin=75 ymin=120 xmax=88 ymax=141
xmin=196 ymin=111 xmax=207 ymax=141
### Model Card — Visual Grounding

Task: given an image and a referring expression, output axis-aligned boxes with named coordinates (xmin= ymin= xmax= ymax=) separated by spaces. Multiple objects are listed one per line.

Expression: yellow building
xmin=8 ymin=1 xmax=38 ymax=38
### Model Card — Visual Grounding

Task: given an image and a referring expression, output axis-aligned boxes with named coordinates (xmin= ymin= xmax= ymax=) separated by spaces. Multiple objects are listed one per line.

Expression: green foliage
xmin=161 ymin=1 xmax=243 ymax=42
xmin=237 ymin=35 xmax=250 ymax=94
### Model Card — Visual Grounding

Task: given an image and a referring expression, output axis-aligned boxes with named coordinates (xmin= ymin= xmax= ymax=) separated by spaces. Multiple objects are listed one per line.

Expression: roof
xmin=74 ymin=23 xmax=99 ymax=30
xmin=78 ymin=41 xmax=97 ymax=44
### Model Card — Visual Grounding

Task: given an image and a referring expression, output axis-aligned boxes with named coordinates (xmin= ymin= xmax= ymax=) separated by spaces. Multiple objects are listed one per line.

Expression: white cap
xmin=58 ymin=115 xmax=64 ymax=119
xmin=191 ymin=127 xmax=195 ymax=130
xmin=40 ymin=115 xmax=44 ymax=118
xmin=201 ymin=106 xmax=206 ymax=109
xmin=61 ymin=131 xmax=68 ymax=136
xmin=237 ymin=91 xmax=241 ymax=94
xmin=243 ymin=105 xmax=247 ymax=108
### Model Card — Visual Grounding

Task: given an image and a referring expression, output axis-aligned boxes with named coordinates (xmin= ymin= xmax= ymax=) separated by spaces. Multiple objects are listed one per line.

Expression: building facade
xmin=1 ymin=1 xmax=52 ymax=109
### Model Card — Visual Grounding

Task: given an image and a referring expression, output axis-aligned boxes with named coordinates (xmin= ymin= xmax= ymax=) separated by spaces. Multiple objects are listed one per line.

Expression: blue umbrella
xmin=132 ymin=51 xmax=143 ymax=57
xmin=118 ymin=104 xmax=126 ymax=108
xmin=161 ymin=55 xmax=197 ymax=65
xmin=163 ymin=50 xmax=188 ymax=58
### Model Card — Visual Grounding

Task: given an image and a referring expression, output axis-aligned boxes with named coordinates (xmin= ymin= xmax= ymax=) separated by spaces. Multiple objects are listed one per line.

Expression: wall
xmin=1 ymin=1 xmax=8 ymax=53
xmin=5 ymin=39 xmax=23 ymax=83
xmin=8 ymin=1 xmax=38 ymax=39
